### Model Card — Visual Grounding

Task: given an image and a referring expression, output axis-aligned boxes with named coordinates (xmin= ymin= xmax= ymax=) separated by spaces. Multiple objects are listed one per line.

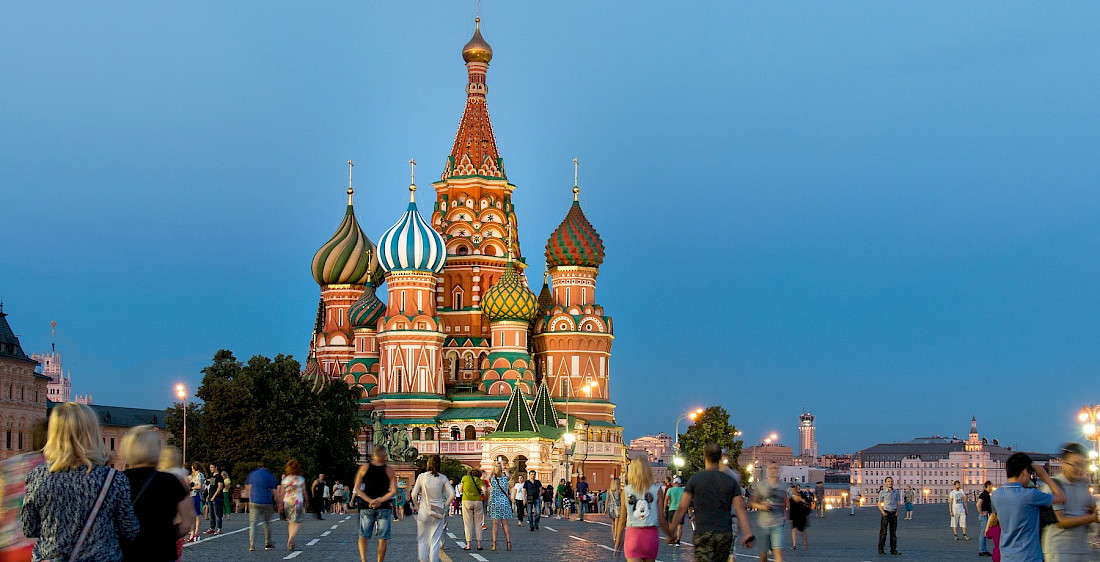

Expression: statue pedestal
xmin=391 ymin=461 xmax=418 ymax=491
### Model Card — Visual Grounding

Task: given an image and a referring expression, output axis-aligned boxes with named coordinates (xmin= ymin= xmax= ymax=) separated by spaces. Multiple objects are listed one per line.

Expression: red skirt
xmin=624 ymin=526 xmax=659 ymax=559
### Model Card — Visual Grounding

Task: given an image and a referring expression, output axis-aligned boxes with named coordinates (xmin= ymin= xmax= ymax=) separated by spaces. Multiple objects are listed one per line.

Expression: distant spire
xmin=51 ymin=321 xmax=56 ymax=352
xmin=347 ymin=159 xmax=355 ymax=205
xmin=409 ymin=158 xmax=417 ymax=202
xmin=572 ymin=157 xmax=580 ymax=201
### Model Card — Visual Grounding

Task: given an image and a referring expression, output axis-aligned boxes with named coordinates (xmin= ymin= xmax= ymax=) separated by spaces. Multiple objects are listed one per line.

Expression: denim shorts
xmin=359 ymin=508 xmax=392 ymax=539
xmin=759 ymin=524 xmax=784 ymax=552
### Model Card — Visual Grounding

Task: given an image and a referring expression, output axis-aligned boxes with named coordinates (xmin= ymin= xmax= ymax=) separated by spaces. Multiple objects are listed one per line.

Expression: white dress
xmin=412 ymin=472 xmax=455 ymax=562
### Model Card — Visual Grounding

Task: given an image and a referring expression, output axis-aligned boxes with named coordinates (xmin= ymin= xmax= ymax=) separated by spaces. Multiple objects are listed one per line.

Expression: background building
xmin=628 ymin=432 xmax=673 ymax=465
xmin=850 ymin=417 xmax=1055 ymax=504
xmin=0 ymin=305 xmax=50 ymax=462
xmin=31 ymin=324 xmax=92 ymax=404
xmin=798 ymin=409 xmax=818 ymax=461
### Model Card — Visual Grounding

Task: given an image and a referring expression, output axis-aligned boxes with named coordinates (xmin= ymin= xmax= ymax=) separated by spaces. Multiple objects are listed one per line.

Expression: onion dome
xmin=312 ymin=187 xmax=382 ymax=286
xmin=482 ymin=261 xmax=538 ymax=322
xmin=378 ymin=185 xmax=447 ymax=274
xmin=302 ymin=352 xmax=326 ymax=394
xmin=545 ymin=187 xmax=605 ymax=268
xmin=347 ymin=282 xmax=385 ymax=329
xmin=462 ymin=18 xmax=493 ymax=63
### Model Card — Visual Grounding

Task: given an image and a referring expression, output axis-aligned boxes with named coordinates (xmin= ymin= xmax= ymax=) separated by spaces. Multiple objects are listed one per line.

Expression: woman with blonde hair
xmin=485 ymin=460 xmax=514 ymax=551
xmin=411 ymin=455 xmax=454 ymax=562
xmin=21 ymin=402 xmax=139 ymax=561
xmin=607 ymin=475 xmax=624 ymax=552
xmin=618 ymin=456 xmax=668 ymax=562
xmin=120 ymin=425 xmax=195 ymax=562
xmin=281 ymin=459 xmax=306 ymax=552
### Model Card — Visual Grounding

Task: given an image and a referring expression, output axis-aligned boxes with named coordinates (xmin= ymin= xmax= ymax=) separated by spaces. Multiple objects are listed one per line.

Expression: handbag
xmin=67 ymin=468 xmax=116 ymax=562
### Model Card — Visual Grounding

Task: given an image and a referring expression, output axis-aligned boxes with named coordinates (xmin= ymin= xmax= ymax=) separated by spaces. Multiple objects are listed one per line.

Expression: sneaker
xmin=265 ymin=544 xmax=275 ymax=550
xmin=891 ymin=552 xmax=902 ymax=555
xmin=964 ymin=535 xmax=970 ymax=540
xmin=249 ymin=546 xmax=255 ymax=551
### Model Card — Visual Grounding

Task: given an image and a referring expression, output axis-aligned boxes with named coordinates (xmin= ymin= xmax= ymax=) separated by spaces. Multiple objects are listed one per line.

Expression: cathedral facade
xmin=305 ymin=20 xmax=624 ymax=488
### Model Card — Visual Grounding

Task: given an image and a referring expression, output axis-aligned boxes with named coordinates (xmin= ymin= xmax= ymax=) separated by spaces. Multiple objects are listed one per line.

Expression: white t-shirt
xmin=513 ymin=482 xmax=526 ymax=501
xmin=948 ymin=489 xmax=966 ymax=513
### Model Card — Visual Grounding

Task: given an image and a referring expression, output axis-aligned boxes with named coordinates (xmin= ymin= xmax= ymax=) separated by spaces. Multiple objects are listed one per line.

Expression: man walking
xmin=949 ymin=481 xmax=969 ymax=540
xmin=992 ymin=452 xmax=1064 ymax=562
xmin=206 ymin=463 xmax=225 ymax=534
xmin=666 ymin=477 xmax=685 ymax=546
xmin=1042 ymin=443 xmax=1099 ymax=562
xmin=878 ymin=476 xmax=902 ymax=555
xmin=311 ymin=473 xmax=327 ymax=520
xmin=751 ymin=463 xmax=787 ymax=562
xmin=850 ymin=484 xmax=860 ymax=515
xmin=246 ymin=458 xmax=278 ymax=551
xmin=814 ymin=481 xmax=826 ymax=518
xmin=977 ymin=481 xmax=993 ymax=556
xmin=576 ymin=475 xmax=589 ymax=521
xmin=354 ymin=446 xmax=397 ymax=562
xmin=523 ymin=470 xmax=542 ymax=530
xmin=668 ymin=442 xmax=755 ymax=561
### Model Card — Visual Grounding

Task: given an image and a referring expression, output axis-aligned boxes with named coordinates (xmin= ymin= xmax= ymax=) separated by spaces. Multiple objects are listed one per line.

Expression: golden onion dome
xmin=482 ymin=261 xmax=538 ymax=322
xmin=462 ymin=18 xmax=493 ymax=64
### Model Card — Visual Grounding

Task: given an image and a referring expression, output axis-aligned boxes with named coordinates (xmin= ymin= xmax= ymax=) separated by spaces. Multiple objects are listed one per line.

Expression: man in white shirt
xmin=948 ymin=480 xmax=969 ymax=540
xmin=512 ymin=474 xmax=527 ymax=526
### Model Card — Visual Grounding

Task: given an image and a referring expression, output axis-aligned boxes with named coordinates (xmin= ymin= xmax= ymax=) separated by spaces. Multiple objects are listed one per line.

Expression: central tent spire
xmin=443 ymin=17 xmax=504 ymax=179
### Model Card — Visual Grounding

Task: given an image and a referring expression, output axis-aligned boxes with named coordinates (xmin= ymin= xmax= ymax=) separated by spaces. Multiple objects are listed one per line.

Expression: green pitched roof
xmin=530 ymin=382 xmax=561 ymax=429
xmin=494 ymin=385 xmax=539 ymax=434
xmin=437 ymin=406 xmax=504 ymax=421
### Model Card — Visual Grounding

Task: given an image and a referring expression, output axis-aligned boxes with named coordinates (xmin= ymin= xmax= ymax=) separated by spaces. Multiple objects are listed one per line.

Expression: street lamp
xmin=674 ymin=408 xmax=704 ymax=452
xmin=923 ymin=488 xmax=930 ymax=504
xmin=175 ymin=384 xmax=187 ymax=467
xmin=1079 ymin=406 xmax=1100 ymax=483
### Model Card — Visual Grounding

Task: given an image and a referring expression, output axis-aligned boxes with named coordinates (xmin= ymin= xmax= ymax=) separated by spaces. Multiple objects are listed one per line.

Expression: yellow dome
xmin=482 ymin=261 xmax=537 ymax=322
xmin=462 ymin=18 xmax=493 ymax=63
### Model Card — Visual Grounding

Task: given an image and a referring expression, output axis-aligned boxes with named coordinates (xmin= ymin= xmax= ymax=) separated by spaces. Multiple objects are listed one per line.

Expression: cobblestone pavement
xmin=182 ymin=504 xmax=1100 ymax=561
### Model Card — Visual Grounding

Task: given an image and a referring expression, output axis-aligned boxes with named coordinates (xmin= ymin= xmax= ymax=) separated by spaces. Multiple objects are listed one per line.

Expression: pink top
xmin=985 ymin=524 xmax=1001 ymax=562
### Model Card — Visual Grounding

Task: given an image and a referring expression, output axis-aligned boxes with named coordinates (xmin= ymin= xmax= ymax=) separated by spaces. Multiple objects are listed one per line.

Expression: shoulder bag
xmin=67 ymin=468 xmax=116 ymax=562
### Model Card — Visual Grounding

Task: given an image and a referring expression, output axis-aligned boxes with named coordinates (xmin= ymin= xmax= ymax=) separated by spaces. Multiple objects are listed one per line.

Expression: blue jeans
xmin=977 ymin=514 xmax=989 ymax=553
xmin=209 ymin=498 xmax=223 ymax=530
xmin=527 ymin=498 xmax=541 ymax=528
xmin=359 ymin=508 xmax=392 ymax=540
xmin=579 ymin=499 xmax=587 ymax=520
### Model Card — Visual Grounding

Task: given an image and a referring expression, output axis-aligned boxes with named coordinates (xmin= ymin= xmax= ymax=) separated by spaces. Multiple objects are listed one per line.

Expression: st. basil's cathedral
xmin=304 ymin=19 xmax=624 ymax=488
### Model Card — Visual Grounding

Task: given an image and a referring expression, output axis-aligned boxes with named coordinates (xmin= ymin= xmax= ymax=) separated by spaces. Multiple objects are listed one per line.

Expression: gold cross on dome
xmin=410 ymin=158 xmax=417 ymax=185
xmin=347 ymin=160 xmax=354 ymax=190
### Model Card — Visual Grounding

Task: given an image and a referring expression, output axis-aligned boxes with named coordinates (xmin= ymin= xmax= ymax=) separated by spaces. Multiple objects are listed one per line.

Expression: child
xmin=984 ymin=512 xmax=1001 ymax=562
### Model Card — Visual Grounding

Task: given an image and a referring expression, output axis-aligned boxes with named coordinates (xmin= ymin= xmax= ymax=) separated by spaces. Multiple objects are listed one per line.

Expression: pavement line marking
xmin=470 ymin=554 xmax=488 ymax=562
xmin=306 ymin=539 xmax=320 ymax=546
xmin=592 ymin=520 xmax=611 ymax=526
xmin=183 ymin=517 xmax=280 ymax=548
xmin=330 ymin=524 xmax=338 ymax=529
xmin=569 ymin=535 xmax=588 ymax=541
xmin=599 ymin=544 xmax=615 ymax=551
xmin=321 ymin=531 xmax=331 ymax=536
xmin=343 ymin=516 xmax=351 ymax=521
xmin=543 ymin=525 xmax=557 ymax=532
xmin=447 ymin=532 xmax=458 ymax=539
xmin=283 ymin=552 xmax=302 ymax=559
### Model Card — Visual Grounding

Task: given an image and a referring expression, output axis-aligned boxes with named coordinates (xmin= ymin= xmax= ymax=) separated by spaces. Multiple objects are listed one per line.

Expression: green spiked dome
xmin=347 ymin=282 xmax=385 ymax=330
xmin=312 ymin=188 xmax=382 ymax=286
xmin=482 ymin=261 xmax=538 ymax=322
xmin=302 ymin=352 xmax=326 ymax=394
xmin=544 ymin=190 xmax=605 ymax=268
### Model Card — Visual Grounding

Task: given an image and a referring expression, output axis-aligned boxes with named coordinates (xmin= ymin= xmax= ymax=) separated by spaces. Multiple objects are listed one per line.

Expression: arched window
xmin=412 ymin=427 xmax=422 ymax=440
xmin=425 ymin=427 xmax=435 ymax=440
xmin=457 ymin=245 xmax=469 ymax=256
xmin=465 ymin=426 xmax=476 ymax=440
xmin=453 ymin=289 xmax=464 ymax=310
xmin=484 ymin=246 xmax=496 ymax=256
xmin=451 ymin=427 xmax=461 ymax=441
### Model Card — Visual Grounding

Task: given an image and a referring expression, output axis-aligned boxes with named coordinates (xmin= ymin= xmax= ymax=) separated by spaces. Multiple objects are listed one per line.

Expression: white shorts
xmin=950 ymin=511 xmax=966 ymax=528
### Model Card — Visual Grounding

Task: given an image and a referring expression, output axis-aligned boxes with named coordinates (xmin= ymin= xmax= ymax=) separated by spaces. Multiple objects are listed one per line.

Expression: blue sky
xmin=3 ymin=2 xmax=1099 ymax=454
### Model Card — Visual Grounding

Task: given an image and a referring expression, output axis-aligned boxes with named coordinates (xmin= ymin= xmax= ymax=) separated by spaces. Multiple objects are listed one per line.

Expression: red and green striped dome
xmin=545 ymin=198 xmax=604 ymax=268
xmin=347 ymin=282 xmax=385 ymax=330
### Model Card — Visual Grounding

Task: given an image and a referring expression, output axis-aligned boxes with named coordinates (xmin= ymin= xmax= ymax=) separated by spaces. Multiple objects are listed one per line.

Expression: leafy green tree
xmin=415 ymin=454 xmax=470 ymax=483
xmin=173 ymin=350 xmax=361 ymax=485
xmin=676 ymin=406 xmax=745 ymax=481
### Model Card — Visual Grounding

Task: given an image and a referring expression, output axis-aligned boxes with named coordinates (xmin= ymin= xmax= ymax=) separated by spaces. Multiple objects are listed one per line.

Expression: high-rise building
xmin=31 ymin=323 xmax=91 ymax=404
xmin=304 ymin=18 xmax=624 ymax=489
xmin=798 ymin=408 xmax=818 ymax=460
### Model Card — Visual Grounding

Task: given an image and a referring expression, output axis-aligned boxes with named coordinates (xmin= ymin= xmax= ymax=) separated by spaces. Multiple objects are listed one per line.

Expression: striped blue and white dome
xmin=377 ymin=189 xmax=447 ymax=274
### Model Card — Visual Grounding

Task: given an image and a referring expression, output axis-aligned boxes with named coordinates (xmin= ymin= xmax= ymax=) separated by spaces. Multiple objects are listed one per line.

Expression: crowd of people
xmin=1 ymin=404 xmax=1098 ymax=562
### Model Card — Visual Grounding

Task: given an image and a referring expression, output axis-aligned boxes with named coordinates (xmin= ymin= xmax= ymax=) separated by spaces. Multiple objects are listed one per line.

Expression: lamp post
xmin=1079 ymin=406 xmax=1100 ymax=481
xmin=579 ymin=382 xmax=597 ymax=480
xmin=673 ymin=408 xmax=704 ymax=463
xmin=175 ymin=384 xmax=187 ymax=467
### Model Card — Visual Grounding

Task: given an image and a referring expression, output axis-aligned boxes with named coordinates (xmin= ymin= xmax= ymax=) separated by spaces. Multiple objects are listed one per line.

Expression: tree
xmin=676 ymin=406 xmax=746 ymax=481
xmin=415 ymin=454 xmax=470 ymax=483
xmin=174 ymin=350 xmax=360 ymax=485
